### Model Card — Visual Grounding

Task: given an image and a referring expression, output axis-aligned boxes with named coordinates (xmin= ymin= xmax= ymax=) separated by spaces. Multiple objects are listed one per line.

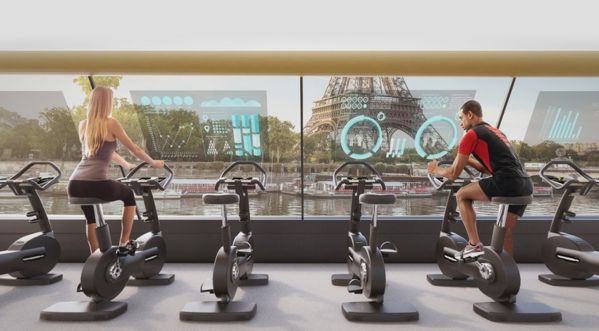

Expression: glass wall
xmin=302 ymin=76 xmax=512 ymax=216
xmin=0 ymin=75 xmax=86 ymax=216
xmin=2 ymin=74 xmax=598 ymax=219
xmin=499 ymin=78 xmax=599 ymax=215
xmin=104 ymin=75 xmax=301 ymax=217
xmin=0 ymin=75 xmax=301 ymax=217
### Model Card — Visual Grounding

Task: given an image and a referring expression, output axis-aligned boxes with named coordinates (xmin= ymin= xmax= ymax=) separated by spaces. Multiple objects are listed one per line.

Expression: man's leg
xmin=456 ymin=182 xmax=490 ymax=245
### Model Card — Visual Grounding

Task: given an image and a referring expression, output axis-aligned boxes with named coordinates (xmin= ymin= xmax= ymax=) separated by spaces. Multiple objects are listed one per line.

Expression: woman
xmin=68 ymin=86 xmax=164 ymax=254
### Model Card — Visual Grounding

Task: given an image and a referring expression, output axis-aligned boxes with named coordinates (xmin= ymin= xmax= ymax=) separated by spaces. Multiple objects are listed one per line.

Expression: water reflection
xmin=1 ymin=193 xmax=598 ymax=217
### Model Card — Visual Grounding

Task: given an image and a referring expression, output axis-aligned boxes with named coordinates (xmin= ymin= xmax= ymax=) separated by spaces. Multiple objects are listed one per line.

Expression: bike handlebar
xmin=539 ymin=158 xmax=596 ymax=194
xmin=215 ymin=161 xmax=267 ymax=191
xmin=332 ymin=161 xmax=384 ymax=191
xmin=4 ymin=161 xmax=62 ymax=191
xmin=123 ymin=162 xmax=174 ymax=191
xmin=426 ymin=160 xmax=479 ymax=190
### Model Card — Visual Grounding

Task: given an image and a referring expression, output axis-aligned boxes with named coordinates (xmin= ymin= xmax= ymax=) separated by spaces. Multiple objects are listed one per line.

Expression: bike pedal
xmin=237 ymin=248 xmax=252 ymax=255
xmin=200 ymin=280 xmax=214 ymax=293
xmin=456 ymin=253 xmax=483 ymax=263
xmin=117 ymin=241 xmax=138 ymax=256
xmin=347 ymin=284 xmax=363 ymax=294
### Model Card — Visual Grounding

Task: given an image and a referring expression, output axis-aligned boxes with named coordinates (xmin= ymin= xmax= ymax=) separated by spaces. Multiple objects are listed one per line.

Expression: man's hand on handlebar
xmin=427 ymin=159 xmax=439 ymax=175
xmin=151 ymin=160 xmax=165 ymax=169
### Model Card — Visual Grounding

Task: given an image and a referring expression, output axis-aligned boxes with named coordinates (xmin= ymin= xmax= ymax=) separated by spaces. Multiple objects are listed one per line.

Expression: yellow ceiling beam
xmin=0 ymin=51 xmax=598 ymax=76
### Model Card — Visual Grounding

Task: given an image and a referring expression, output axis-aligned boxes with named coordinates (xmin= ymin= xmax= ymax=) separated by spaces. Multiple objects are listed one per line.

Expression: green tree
xmin=39 ymin=107 xmax=80 ymax=163
xmin=0 ymin=119 xmax=42 ymax=159
xmin=264 ymin=116 xmax=299 ymax=164
xmin=73 ymin=76 xmax=123 ymax=104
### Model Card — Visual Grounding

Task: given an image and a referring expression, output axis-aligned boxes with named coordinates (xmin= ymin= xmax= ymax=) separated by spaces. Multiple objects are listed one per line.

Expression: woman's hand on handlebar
xmin=151 ymin=160 xmax=165 ymax=169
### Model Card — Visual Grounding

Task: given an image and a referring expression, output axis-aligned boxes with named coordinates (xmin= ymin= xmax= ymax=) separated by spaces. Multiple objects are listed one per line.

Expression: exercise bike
xmin=180 ymin=161 xmax=268 ymax=321
xmin=333 ymin=161 xmax=418 ymax=322
xmin=41 ymin=162 xmax=174 ymax=321
xmin=538 ymin=150 xmax=599 ymax=286
xmin=331 ymin=161 xmax=390 ymax=286
xmin=426 ymin=161 xmax=480 ymax=287
xmin=119 ymin=162 xmax=175 ymax=285
xmin=0 ymin=161 xmax=62 ymax=285
xmin=428 ymin=168 xmax=561 ymax=322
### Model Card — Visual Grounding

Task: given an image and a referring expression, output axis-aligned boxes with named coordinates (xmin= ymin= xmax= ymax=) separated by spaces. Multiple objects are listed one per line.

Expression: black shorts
xmin=478 ymin=176 xmax=533 ymax=217
xmin=68 ymin=180 xmax=136 ymax=224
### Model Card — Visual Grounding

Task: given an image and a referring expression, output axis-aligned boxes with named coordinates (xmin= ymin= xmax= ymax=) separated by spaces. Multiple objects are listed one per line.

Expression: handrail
xmin=1 ymin=51 xmax=599 ymax=76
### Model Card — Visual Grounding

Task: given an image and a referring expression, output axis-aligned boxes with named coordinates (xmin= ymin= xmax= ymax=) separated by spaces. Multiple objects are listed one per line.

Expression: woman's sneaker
xmin=455 ymin=242 xmax=484 ymax=262
xmin=117 ymin=240 xmax=138 ymax=257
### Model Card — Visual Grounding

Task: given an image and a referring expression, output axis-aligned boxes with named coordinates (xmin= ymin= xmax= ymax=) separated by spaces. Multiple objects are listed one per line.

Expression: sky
xmin=2 ymin=0 xmax=598 ymax=51
xmin=2 ymin=75 xmax=599 ymax=144
xmin=1 ymin=0 xmax=598 ymax=142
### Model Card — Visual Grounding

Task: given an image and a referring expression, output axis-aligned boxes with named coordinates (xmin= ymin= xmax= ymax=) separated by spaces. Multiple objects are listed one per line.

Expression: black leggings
xmin=68 ymin=180 xmax=136 ymax=224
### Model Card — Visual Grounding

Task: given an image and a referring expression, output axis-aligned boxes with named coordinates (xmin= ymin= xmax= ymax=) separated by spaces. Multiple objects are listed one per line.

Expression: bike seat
xmin=359 ymin=192 xmax=396 ymax=205
xmin=69 ymin=197 xmax=112 ymax=205
xmin=202 ymin=193 xmax=240 ymax=205
xmin=491 ymin=195 xmax=533 ymax=205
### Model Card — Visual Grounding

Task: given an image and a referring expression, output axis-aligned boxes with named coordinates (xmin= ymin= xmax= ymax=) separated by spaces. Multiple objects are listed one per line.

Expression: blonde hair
xmin=84 ymin=87 xmax=113 ymax=157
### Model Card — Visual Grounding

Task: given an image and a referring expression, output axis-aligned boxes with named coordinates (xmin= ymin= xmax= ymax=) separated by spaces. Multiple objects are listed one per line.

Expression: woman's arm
xmin=78 ymin=120 xmax=86 ymax=138
xmin=108 ymin=118 xmax=163 ymax=168
xmin=111 ymin=152 xmax=135 ymax=170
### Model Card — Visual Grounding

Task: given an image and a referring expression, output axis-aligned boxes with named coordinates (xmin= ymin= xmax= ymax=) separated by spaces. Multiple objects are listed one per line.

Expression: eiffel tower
xmin=304 ymin=76 xmax=449 ymax=159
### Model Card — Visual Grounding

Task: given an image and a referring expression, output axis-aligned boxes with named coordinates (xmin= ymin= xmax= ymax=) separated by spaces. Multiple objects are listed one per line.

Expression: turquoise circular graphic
xmin=151 ymin=96 xmax=161 ymax=106
xmin=173 ymin=96 xmax=183 ymax=106
xmin=162 ymin=96 xmax=172 ymax=105
xmin=340 ymin=115 xmax=383 ymax=160
xmin=414 ymin=115 xmax=458 ymax=159
xmin=140 ymin=96 xmax=151 ymax=106
xmin=183 ymin=96 xmax=194 ymax=106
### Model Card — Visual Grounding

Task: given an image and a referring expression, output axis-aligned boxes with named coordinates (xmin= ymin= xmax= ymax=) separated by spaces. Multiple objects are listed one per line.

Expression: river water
xmin=1 ymin=192 xmax=598 ymax=218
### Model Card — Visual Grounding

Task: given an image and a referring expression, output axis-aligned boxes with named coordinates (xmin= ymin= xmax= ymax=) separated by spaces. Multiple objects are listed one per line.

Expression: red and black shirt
xmin=458 ymin=122 xmax=528 ymax=178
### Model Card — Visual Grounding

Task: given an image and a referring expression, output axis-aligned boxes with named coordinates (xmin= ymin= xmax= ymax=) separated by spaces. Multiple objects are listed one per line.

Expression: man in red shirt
xmin=427 ymin=100 xmax=532 ymax=260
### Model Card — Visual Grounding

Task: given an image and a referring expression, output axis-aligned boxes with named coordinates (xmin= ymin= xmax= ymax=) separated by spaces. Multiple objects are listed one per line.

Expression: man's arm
xmin=467 ymin=157 xmax=490 ymax=175
xmin=428 ymin=154 xmax=469 ymax=181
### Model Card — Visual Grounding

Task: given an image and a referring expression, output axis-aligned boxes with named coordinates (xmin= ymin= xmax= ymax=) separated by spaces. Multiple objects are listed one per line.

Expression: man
xmin=427 ymin=100 xmax=533 ymax=260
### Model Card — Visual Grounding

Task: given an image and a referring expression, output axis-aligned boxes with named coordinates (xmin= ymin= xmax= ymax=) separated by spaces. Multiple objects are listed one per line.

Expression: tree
xmin=512 ymin=140 xmax=534 ymax=163
xmin=39 ymin=107 xmax=80 ymax=163
xmin=73 ymin=76 xmax=123 ymax=104
xmin=264 ymin=116 xmax=299 ymax=164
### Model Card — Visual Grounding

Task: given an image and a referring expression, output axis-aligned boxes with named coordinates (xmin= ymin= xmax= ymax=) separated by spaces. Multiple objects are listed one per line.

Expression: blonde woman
xmin=68 ymin=86 xmax=164 ymax=254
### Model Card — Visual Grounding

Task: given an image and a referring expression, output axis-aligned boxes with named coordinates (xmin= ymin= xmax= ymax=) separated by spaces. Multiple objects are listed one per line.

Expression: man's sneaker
xmin=455 ymin=242 xmax=484 ymax=262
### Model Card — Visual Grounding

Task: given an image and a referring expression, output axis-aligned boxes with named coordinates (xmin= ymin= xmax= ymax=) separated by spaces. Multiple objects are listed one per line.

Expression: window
xmin=500 ymin=78 xmax=599 ymax=216
xmin=94 ymin=75 xmax=301 ymax=217
xmin=302 ymin=76 xmax=512 ymax=216
xmin=0 ymin=75 xmax=85 ymax=216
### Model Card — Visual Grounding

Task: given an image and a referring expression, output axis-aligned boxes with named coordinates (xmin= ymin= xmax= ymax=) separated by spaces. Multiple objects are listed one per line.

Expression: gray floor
xmin=1 ymin=263 xmax=598 ymax=331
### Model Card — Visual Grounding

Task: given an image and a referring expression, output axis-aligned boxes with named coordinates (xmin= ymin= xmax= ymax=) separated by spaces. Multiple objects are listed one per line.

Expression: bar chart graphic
xmin=524 ymin=91 xmax=599 ymax=145
xmin=386 ymin=137 xmax=407 ymax=158
xmin=232 ymin=113 xmax=262 ymax=157
xmin=542 ymin=107 xmax=583 ymax=141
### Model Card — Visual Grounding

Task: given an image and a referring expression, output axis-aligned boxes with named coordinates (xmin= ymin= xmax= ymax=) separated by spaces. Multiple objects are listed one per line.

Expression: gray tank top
xmin=70 ymin=140 xmax=117 ymax=181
